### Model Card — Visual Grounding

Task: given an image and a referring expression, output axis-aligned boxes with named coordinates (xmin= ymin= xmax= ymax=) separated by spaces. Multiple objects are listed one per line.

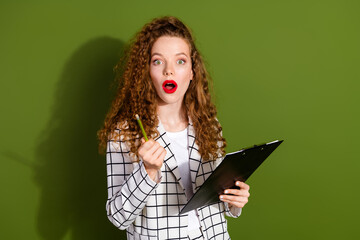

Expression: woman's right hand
xmin=138 ymin=138 xmax=166 ymax=181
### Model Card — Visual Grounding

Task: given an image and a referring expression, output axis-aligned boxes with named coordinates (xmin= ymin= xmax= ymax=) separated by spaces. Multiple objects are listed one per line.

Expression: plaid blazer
xmin=106 ymin=119 xmax=241 ymax=239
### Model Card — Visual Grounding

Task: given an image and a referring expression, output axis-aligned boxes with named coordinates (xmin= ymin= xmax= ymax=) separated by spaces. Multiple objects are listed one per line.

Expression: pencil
xmin=135 ymin=114 xmax=148 ymax=141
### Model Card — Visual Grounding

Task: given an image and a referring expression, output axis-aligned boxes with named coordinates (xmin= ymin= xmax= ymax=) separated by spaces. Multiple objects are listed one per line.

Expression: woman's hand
xmin=220 ymin=181 xmax=250 ymax=208
xmin=138 ymin=138 xmax=167 ymax=181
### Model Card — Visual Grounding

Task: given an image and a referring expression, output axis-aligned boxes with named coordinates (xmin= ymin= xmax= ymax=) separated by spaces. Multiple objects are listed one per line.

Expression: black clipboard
xmin=179 ymin=139 xmax=283 ymax=214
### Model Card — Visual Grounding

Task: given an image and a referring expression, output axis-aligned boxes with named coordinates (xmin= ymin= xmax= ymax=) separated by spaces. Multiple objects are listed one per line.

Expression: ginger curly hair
xmin=97 ymin=16 xmax=226 ymax=161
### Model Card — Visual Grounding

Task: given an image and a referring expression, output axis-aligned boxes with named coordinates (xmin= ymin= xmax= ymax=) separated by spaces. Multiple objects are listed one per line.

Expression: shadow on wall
xmin=34 ymin=37 xmax=127 ymax=240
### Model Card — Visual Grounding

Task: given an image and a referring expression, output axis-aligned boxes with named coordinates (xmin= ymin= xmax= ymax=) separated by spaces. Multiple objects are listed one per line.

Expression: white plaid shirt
xmin=106 ymin=119 xmax=241 ymax=239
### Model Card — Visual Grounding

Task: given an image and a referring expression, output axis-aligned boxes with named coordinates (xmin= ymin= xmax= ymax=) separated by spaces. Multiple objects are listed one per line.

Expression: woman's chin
xmin=157 ymin=95 xmax=184 ymax=106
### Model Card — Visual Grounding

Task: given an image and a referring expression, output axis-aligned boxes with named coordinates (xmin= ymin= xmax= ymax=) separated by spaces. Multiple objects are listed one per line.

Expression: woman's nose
xmin=164 ymin=63 xmax=174 ymax=76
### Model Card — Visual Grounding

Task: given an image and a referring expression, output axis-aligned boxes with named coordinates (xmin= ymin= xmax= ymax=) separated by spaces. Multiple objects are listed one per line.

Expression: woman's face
xmin=150 ymin=36 xmax=193 ymax=106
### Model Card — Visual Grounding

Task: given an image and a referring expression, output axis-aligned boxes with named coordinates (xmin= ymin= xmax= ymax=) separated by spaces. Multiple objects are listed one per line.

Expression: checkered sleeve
xmin=105 ymin=136 xmax=162 ymax=230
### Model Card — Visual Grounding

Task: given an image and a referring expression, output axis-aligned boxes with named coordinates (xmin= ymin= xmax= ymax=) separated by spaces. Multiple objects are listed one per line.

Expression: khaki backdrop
xmin=1 ymin=0 xmax=359 ymax=239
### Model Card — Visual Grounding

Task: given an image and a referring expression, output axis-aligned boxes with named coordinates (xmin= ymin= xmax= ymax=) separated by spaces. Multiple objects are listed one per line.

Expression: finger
xmin=138 ymin=139 xmax=153 ymax=156
xmin=236 ymin=181 xmax=250 ymax=191
xmin=141 ymin=137 xmax=146 ymax=144
xmin=152 ymin=146 xmax=165 ymax=161
xmin=220 ymin=195 xmax=248 ymax=205
xmin=142 ymin=141 xmax=161 ymax=162
xmin=220 ymin=194 xmax=248 ymax=203
xmin=154 ymin=149 xmax=166 ymax=168
xmin=224 ymin=189 xmax=250 ymax=198
xmin=157 ymin=149 xmax=167 ymax=162
xmin=146 ymin=148 xmax=166 ymax=169
xmin=157 ymin=149 xmax=166 ymax=165
xmin=220 ymin=198 xmax=247 ymax=208
xmin=147 ymin=141 xmax=160 ymax=155
xmin=142 ymin=139 xmax=155 ymax=151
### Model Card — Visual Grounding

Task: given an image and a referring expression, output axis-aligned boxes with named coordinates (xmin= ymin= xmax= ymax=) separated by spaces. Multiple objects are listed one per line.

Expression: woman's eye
xmin=154 ymin=59 xmax=162 ymax=65
xmin=177 ymin=59 xmax=185 ymax=64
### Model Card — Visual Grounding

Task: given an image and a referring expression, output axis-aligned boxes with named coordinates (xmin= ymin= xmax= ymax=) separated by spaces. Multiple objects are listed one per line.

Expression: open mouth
xmin=162 ymin=80 xmax=178 ymax=94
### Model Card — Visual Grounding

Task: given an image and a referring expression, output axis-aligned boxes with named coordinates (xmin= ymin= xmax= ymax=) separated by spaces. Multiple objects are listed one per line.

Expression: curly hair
xmin=97 ymin=16 xmax=226 ymax=161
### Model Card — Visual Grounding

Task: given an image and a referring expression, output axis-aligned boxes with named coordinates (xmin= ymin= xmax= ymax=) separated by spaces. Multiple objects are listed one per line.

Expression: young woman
xmin=98 ymin=16 xmax=250 ymax=240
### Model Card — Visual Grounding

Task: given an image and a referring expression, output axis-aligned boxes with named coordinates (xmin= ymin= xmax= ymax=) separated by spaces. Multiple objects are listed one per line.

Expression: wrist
xmin=145 ymin=166 xmax=160 ymax=181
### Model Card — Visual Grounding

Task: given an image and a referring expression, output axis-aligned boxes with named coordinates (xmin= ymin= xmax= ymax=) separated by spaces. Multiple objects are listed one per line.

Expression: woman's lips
xmin=162 ymin=80 xmax=178 ymax=94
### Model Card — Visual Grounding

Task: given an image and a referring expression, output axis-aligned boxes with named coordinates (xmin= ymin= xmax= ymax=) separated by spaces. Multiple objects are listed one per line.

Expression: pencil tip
xmin=135 ymin=114 xmax=139 ymax=120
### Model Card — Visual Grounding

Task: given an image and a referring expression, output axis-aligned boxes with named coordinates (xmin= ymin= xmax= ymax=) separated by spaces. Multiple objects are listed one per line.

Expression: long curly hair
xmin=97 ymin=16 xmax=226 ymax=161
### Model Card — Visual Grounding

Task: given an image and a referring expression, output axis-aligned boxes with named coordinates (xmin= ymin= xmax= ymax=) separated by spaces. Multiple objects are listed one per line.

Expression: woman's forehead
xmin=151 ymin=36 xmax=191 ymax=56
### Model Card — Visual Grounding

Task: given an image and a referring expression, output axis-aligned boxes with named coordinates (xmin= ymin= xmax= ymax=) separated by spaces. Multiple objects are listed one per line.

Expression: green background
xmin=1 ymin=0 xmax=359 ymax=239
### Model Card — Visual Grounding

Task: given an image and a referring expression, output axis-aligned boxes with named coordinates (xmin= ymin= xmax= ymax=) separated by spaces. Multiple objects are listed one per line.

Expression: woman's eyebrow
xmin=151 ymin=52 xmax=189 ymax=58
xmin=151 ymin=52 xmax=163 ymax=57
xmin=175 ymin=52 xmax=188 ymax=57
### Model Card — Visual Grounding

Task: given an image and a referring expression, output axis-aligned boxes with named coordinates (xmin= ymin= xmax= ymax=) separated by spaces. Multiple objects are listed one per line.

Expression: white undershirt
xmin=166 ymin=127 xmax=201 ymax=232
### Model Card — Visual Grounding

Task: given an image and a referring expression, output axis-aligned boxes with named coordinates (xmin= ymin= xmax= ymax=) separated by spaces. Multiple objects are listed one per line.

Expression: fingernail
xmin=224 ymin=190 xmax=228 ymax=194
xmin=220 ymin=196 xmax=223 ymax=200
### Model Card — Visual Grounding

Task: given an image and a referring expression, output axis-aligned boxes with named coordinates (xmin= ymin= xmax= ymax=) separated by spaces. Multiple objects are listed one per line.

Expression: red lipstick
xmin=162 ymin=80 xmax=178 ymax=94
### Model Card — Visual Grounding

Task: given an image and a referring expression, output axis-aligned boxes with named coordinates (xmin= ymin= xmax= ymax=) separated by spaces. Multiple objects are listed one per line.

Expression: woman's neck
xmin=157 ymin=101 xmax=188 ymax=132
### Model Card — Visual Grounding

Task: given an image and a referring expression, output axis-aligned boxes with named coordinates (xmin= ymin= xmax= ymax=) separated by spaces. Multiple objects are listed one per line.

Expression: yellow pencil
xmin=135 ymin=114 xmax=148 ymax=141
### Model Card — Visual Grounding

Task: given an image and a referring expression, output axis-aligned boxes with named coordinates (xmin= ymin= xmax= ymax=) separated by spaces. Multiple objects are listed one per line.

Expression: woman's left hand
xmin=220 ymin=181 xmax=250 ymax=208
